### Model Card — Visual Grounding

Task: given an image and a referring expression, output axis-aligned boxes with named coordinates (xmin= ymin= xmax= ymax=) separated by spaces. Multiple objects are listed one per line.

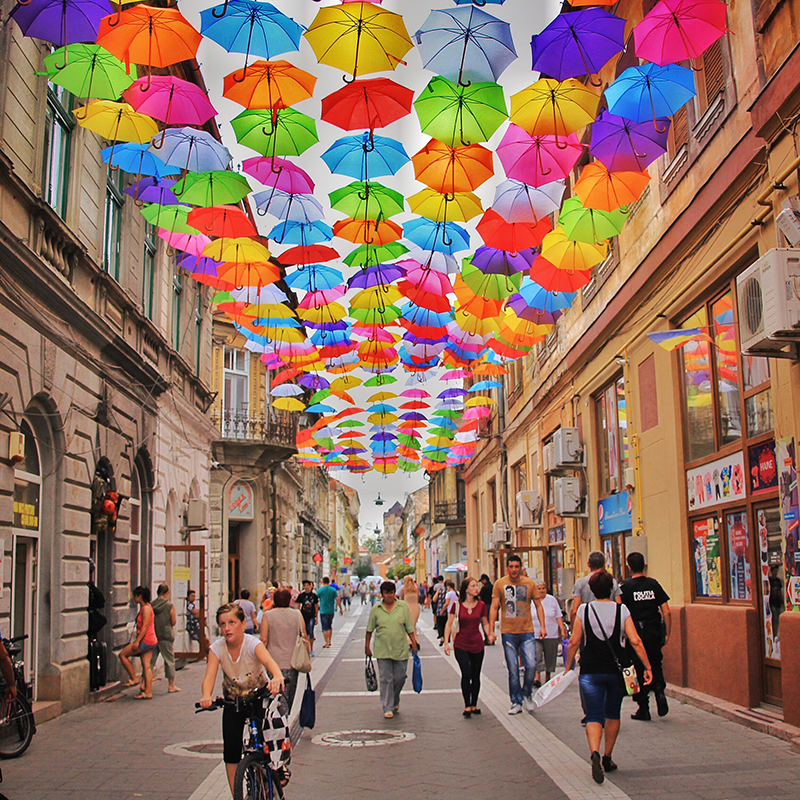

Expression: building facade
xmin=428 ymin=466 xmax=467 ymax=581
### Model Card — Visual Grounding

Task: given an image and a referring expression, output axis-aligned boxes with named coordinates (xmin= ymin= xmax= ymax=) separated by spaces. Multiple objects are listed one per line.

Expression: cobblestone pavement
xmin=4 ymin=604 xmax=800 ymax=800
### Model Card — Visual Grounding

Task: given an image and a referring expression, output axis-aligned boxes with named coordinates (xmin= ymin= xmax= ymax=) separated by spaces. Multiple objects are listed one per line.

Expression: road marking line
xmin=321 ymin=689 xmax=460 ymax=697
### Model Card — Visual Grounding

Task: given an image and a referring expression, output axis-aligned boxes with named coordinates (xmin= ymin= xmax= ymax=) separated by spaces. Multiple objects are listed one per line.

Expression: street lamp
xmin=375 ymin=493 xmax=384 ymax=507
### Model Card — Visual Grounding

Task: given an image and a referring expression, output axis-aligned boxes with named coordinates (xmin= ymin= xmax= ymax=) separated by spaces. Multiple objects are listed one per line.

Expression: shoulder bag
xmin=451 ymin=600 xmax=460 ymax=635
xmin=588 ymin=604 xmax=639 ymax=696
xmin=290 ymin=622 xmax=312 ymax=673
xmin=365 ymin=655 xmax=378 ymax=692
xmin=298 ymin=674 xmax=316 ymax=729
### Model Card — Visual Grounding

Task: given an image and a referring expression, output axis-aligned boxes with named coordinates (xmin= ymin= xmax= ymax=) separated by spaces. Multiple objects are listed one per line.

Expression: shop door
xmin=601 ymin=533 xmax=627 ymax=583
xmin=228 ymin=524 xmax=240 ymax=603
xmin=754 ymin=504 xmax=783 ymax=703
xmin=12 ymin=536 xmax=38 ymax=695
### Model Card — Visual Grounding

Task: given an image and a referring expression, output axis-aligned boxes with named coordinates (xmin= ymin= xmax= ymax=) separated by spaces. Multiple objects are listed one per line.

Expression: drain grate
xmin=311 ymin=729 xmax=415 ymax=748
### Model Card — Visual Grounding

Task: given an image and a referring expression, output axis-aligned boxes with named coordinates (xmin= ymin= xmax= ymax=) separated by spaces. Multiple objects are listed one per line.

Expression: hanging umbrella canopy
xmin=408 ymin=189 xmax=483 ymax=223
xmin=101 ymin=143 xmax=179 ymax=178
xmin=321 ymin=78 xmax=414 ymax=135
xmin=411 ymin=139 xmax=494 ymax=194
xmin=459 ymin=263 xmax=521 ymax=300
xmin=589 ymin=110 xmax=670 ymax=172
xmin=254 ymin=188 xmax=324 ymax=222
xmin=573 ymin=161 xmax=650 ymax=212
xmin=74 ymin=100 xmax=158 ymax=142
xmin=124 ymin=176 xmax=179 ymax=204
xmin=540 ymin=228 xmax=608 ymax=271
xmin=279 ymin=244 xmax=340 ymax=265
xmin=343 ymin=241 xmax=409 ymax=267
xmin=507 ymin=280 xmax=575 ymax=315
xmin=558 ymin=196 xmax=626 ymax=243
xmin=414 ymin=77 xmax=508 ymax=147
xmin=329 ymin=181 xmax=405 ymax=221
xmin=476 ymin=208 xmax=552 ymax=251
xmin=414 ymin=6 xmax=517 ymax=86
xmin=491 ymin=179 xmax=564 ymax=223
xmin=285 ymin=263 xmax=342 ymax=291
xmin=149 ymin=128 xmax=232 ymax=173
xmin=510 ymin=78 xmax=600 ymax=140
xmin=243 ymin=157 xmax=315 ymax=193
xmin=123 ymin=75 xmax=217 ymax=126
xmin=231 ymin=107 xmax=318 ymax=157
xmin=158 ymin=230 xmax=211 ymax=256
xmin=174 ymin=171 xmax=252 ymax=207
xmin=304 ymin=2 xmax=413 ymax=81
xmin=10 ymin=0 xmax=113 ymax=48
xmin=222 ymin=60 xmax=316 ymax=109
xmin=469 ymin=245 xmax=534 ymax=275
xmin=204 ymin=236 xmax=271 ymax=263
xmin=634 ymin=0 xmax=728 ymax=66
xmin=187 ymin=205 xmax=257 ymax=239
xmin=497 ymin=124 xmax=582 ymax=187
xmin=321 ymin=133 xmax=409 ymax=179
xmin=140 ymin=204 xmax=199 ymax=235
xmin=333 ymin=218 xmax=403 ymax=245
xmin=531 ymin=7 xmax=625 ymax=81
xmin=41 ymin=44 xmax=135 ymax=100
xmin=530 ymin=256 xmax=593 ymax=293
xmin=404 ymin=218 xmax=471 ymax=255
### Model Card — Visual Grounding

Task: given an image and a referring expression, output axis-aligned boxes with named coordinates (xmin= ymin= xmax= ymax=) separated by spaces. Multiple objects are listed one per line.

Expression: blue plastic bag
xmin=412 ymin=651 xmax=423 ymax=693
xmin=299 ymin=674 xmax=316 ymax=729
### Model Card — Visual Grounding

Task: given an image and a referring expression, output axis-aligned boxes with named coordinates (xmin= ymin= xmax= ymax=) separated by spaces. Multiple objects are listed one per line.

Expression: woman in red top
xmin=444 ymin=577 xmax=491 ymax=717
xmin=119 ymin=586 xmax=158 ymax=699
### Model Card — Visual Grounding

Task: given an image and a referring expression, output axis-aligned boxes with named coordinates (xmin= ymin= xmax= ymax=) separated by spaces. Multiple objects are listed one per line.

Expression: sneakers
xmin=508 ymin=703 xmax=523 ymax=715
xmin=591 ymin=751 xmax=604 ymax=784
xmin=523 ymin=695 xmax=536 ymax=712
xmin=655 ymin=688 xmax=669 ymax=717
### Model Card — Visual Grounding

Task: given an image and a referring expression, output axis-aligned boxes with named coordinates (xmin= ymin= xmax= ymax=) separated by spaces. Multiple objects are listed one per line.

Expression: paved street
xmin=4 ymin=604 xmax=800 ymax=800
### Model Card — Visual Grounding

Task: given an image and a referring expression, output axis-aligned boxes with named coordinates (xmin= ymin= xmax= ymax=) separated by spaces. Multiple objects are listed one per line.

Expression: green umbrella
xmin=363 ymin=374 xmax=397 ymax=386
xmin=398 ymin=460 xmax=421 ymax=472
xmin=350 ymin=305 xmax=402 ymax=325
xmin=396 ymin=433 xmax=421 ymax=448
xmin=414 ymin=76 xmax=508 ymax=148
xmin=461 ymin=262 xmax=521 ymax=300
xmin=344 ymin=242 xmax=408 ymax=267
xmin=558 ymin=196 xmax=626 ymax=244
xmin=432 ymin=409 xmax=463 ymax=419
xmin=230 ymin=108 xmax=318 ymax=157
xmin=41 ymin=44 xmax=136 ymax=101
xmin=428 ymin=426 xmax=455 ymax=438
xmin=140 ymin=204 xmax=199 ymax=235
xmin=336 ymin=419 xmax=365 ymax=428
xmin=422 ymin=449 xmax=448 ymax=462
xmin=329 ymin=181 xmax=405 ymax=221
xmin=174 ymin=171 xmax=251 ymax=208
xmin=310 ymin=388 xmax=333 ymax=404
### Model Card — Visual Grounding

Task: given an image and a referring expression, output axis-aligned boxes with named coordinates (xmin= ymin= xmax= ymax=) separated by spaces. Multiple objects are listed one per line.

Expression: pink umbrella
xmin=400 ymin=388 xmax=431 ymax=398
xmin=298 ymin=286 xmax=347 ymax=308
xmin=157 ymin=230 xmax=211 ymax=255
xmin=497 ymin=124 xmax=583 ymax=187
xmin=242 ymin=156 xmax=315 ymax=193
xmin=442 ymin=368 xmax=471 ymax=380
xmin=462 ymin=406 xmax=491 ymax=420
xmin=123 ymin=75 xmax=216 ymax=125
xmin=634 ymin=0 xmax=728 ymax=66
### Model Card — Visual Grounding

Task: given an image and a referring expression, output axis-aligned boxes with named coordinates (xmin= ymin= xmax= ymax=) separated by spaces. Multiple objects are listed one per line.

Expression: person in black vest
xmin=620 ymin=552 xmax=672 ymax=720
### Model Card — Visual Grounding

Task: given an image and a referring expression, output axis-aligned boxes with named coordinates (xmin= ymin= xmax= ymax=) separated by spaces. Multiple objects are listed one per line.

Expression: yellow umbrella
xmin=510 ymin=78 xmax=600 ymax=139
xmin=297 ymin=303 xmax=348 ymax=324
xmin=408 ymin=188 xmax=483 ymax=222
xmin=374 ymin=461 xmax=398 ymax=474
xmin=244 ymin=303 xmax=296 ymax=319
xmin=304 ymin=3 xmax=413 ymax=81
xmin=350 ymin=285 xmax=403 ymax=309
xmin=466 ymin=395 xmax=496 ymax=407
xmin=204 ymin=237 xmax=271 ymax=264
xmin=540 ymin=228 xmax=608 ymax=271
xmin=367 ymin=412 xmax=398 ymax=425
xmin=74 ymin=100 xmax=158 ymax=143
xmin=368 ymin=391 xmax=398 ymax=403
xmin=330 ymin=376 xmax=363 ymax=391
xmin=273 ymin=397 xmax=306 ymax=411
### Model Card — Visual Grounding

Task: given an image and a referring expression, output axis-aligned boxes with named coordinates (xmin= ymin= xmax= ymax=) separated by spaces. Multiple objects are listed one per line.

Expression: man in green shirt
xmin=365 ymin=581 xmax=419 ymax=719
xmin=317 ymin=576 xmax=343 ymax=649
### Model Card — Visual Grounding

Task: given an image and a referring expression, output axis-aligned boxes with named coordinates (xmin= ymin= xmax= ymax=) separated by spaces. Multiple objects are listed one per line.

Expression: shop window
xmin=692 ymin=516 xmax=723 ymax=598
xmin=726 ymin=510 xmax=752 ymax=600
xmin=142 ymin=224 xmax=157 ymax=320
xmin=223 ymin=346 xmax=250 ymax=437
xmin=103 ymin=169 xmax=124 ymax=279
xmin=743 ymin=357 xmax=773 ymax=438
xmin=42 ymin=84 xmax=73 ymax=219
xmin=595 ymin=376 xmax=630 ymax=496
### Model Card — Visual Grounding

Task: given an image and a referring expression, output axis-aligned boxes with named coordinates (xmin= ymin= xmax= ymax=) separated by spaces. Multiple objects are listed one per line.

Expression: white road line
xmin=420 ymin=627 xmax=632 ymax=800
xmin=321 ymin=689 xmax=461 ymax=697
xmin=340 ymin=656 xmax=439 ymax=662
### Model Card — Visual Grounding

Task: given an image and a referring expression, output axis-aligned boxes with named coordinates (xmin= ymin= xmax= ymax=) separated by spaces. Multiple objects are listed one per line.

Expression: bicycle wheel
xmin=233 ymin=752 xmax=271 ymax=800
xmin=0 ymin=695 xmax=34 ymax=758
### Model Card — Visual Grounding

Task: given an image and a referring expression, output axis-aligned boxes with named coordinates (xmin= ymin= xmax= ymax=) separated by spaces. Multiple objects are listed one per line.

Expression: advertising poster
xmin=777 ymin=437 xmax=799 ymax=612
xmin=598 ymin=491 xmax=632 ymax=535
xmin=748 ymin=440 xmax=778 ymax=495
xmin=693 ymin=517 xmax=722 ymax=598
xmin=686 ymin=452 xmax=745 ymax=511
xmin=726 ymin=512 xmax=751 ymax=600
xmin=757 ymin=508 xmax=781 ymax=659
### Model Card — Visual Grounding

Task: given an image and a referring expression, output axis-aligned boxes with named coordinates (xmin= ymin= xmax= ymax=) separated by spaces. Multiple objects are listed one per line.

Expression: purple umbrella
xmin=471 ymin=245 xmax=536 ymax=275
xmin=438 ymin=387 xmax=468 ymax=398
xmin=10 ymin=0 xmax=113 ymax=47
xmin=531 ymin=8 xmax=625 ymax=84
xmin=124 ymin=177 xmax=181 ymax=205
xmin=347 ymin=263 xmax=406 ymax=290
xmin=400 ymin=412 xmax=427 ymax=422
xmin=298 ymin=374 xmax=330 ymax=390
xmin=590 ymin=110 xmax=671 ymax=172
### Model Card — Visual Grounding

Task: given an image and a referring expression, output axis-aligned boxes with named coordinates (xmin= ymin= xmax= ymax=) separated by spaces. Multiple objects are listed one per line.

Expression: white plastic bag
xmin=532 ymin=669 xmax=577 ymax=708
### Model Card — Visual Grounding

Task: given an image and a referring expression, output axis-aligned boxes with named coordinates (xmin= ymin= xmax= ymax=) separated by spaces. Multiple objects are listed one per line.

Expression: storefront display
xmin=777 ymin=437 xmax=799 ymax=613
xmin=726 ymin=511 xmax=751 ymax=600
xmin=693 ymin=516 xmax=722 ymax=598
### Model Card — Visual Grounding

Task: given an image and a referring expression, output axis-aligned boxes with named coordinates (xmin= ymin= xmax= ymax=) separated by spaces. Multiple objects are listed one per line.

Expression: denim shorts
xmin=320 ymin=613 xmax=334 ymax=632
xmin=303 ymin=616 xmax=316 ymax=639
xmin=136 ymin=641 xmax=156 ymax=653
xmin=579 ymin=672 xmax=625 ymax=724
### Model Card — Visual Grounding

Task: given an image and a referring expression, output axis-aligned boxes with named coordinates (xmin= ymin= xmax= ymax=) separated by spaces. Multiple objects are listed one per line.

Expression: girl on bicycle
xmin=199 ymin=603 xmax=285 ymax=795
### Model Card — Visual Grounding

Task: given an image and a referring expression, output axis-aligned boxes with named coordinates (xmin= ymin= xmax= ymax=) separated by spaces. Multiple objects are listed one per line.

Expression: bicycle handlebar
xmin=194 ymin=698 xmax=225 ymax=713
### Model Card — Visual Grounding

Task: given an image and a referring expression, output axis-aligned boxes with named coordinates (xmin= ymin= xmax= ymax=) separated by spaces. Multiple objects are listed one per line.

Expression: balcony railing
xmin=434 ymin=500 xmax=466 ymax=525
xmin=212 ymin=410 xmax=296 ymax=447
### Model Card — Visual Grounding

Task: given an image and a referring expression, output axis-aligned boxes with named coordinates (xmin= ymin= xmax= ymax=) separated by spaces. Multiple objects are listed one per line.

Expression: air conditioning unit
xmin=492 ymin=521 xmax=510 ymax=546
xmin=516 ymin=490 xmax=543 ymax=528
xmin=736 ymin=248 xmax=800 ymax=355
xmin=186 ymin=499 xmax=208 ymax=529
xmin=284 ymin=521 xmax=295 ymax=536
xmin=296 ymin=523 xmax=305 ymax=538
xmin=554 ymin=427 xmax=584 ymax=467
xmin=483 ymin=530 xmax=495 ymax=553
xmin=543 ymin=441 xmax=557 ymax=474
xmin=554 ymin=477 xmax=588 ymax=517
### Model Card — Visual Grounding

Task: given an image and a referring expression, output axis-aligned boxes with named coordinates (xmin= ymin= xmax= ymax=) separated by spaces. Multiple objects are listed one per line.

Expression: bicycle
xmin=195 ymin=686 xmax=289 ymax=800
xmin=0 ymin=635 xmax=36 ymax=759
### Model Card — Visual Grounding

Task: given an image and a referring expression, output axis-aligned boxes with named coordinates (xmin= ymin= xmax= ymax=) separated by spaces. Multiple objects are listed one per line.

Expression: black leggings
xmin=222 ymin=701 xmax=265 ymax=764
xmin=454 ymin=647 xmax=485 ymax=708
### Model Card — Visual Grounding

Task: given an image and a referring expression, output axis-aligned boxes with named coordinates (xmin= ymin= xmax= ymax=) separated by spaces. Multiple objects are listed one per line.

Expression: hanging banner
xmin=228 ymin=482 xmax=254 ymax=521
xmin=598 ymin=491 xmax=632 ymax=535
xmin=748 ymin=439 xmax=778 ymax=495
xmin=777 ymin=437 xmax=799 ymax=612
xmin=686 ymin=451 xmax=745 ymax=511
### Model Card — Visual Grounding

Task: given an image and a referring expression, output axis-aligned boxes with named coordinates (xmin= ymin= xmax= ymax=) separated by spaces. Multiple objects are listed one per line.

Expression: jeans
xmin=377 ymin=658 xmax=408 ymax=713
xmin=454 ymin=648 xmax=484 ymax=707
xmin=501 ymin=632 xmax=537 ymax=705
xmin=579 ymin=672 xmax=625 ymax=724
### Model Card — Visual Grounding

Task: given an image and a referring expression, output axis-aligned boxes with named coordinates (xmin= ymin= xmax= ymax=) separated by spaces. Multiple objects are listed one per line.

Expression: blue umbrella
xmin=310 ymin=328 xmax=352 ymax=347
xmin=305 ymin=403 xmax=336 ymax=414
xmin=285 ymin=264 xmax=343 ymax=291
xmin=321 ymin=133 xmax=409 ymax=179
xmin=531 ymin=8 xmax=625 ymax=83
xmin=415 ymin=6 xmax=517 ymax=86
xmin=149 ymin=128 xmax=231 ymax=173
xmin=368 ymin=404 xmax=398 ymax=415
xmin=403 ymin=218 xmax=470 ymax=255
xmin=508 ymin=278 xmax=575 ymax=314
xmin=101 ymin=144 xmax=180 ymax=178
xmin=267 ymin=220 xmax=333 ymax=245
xmin=253 ymin=188 xmax=324 ymax=222
xmin=469 ymin=379 xmax=503 ymax=391
xmin=604 ymin=64 xmax=696 ymax=132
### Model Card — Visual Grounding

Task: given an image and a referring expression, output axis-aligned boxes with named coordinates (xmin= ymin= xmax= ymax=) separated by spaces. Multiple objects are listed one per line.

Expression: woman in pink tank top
xmin=119 ymin=586 xmax=158 ymax=699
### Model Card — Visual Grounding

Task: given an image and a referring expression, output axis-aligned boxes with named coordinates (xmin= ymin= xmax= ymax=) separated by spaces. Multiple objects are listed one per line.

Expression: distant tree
xmin=362 ymin=535 xmax=382 ymax=554
xmin=393 ymin=564 xmax=415 ymax=580
xmin=354 ymin=558 xmax=373 ymax=580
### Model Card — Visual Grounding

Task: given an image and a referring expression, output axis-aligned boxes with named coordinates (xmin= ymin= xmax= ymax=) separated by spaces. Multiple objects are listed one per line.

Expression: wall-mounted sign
xmin=13 ymin=479 xmax=39 ymax=531
xmin=598 ymin=491 xmax=632 ymax=535
xmin=343 ymin=557 xmax=352 ymax=564
xmin=403 ymin=557 xmax=411 ymax=564
xmin=548 ymin=525 xmax=566 ymax=545
xmin=312 ymin=553 xmax=323 ymax=563
xmin=748 ymin=439 xmax=778 ymax=495
xmin=228 ymin=482 xmax=254 ymax=520
xmin=686 ymin=451 xmax=745 ymax=511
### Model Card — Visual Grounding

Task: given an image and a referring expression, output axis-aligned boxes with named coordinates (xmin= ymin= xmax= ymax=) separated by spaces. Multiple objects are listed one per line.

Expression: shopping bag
xmin=532 ymin=669 xmax=577 ymax=708
xmin=412 ymin=651 xmax=423 ymax=693
xmin=298 ymin=675 xmax=316 ymax=729
xmin=365 ymin=656 xmax=378 ymax=692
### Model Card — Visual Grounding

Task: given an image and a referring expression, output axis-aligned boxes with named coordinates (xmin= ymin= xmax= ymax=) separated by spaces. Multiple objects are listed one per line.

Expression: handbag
xmin=365 ymin=655 xmax=378 ymax=692
xmin=298 ymin=675 xmax=316 ymax=729
xmin=412 ymin=651 xmax=423 ymax=693
xmin=290 ymin=629 xmax=312 ymax=673
xmin=451 ymin=600 xmax=460 ymax=635
xmin=589 ymin=604 xmax=639 ymax=697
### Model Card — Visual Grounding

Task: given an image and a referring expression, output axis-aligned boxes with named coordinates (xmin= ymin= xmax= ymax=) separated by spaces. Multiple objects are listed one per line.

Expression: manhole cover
xmin=164 ymin=740 xmax=226 ymax=759
xmin=311 ymin=729 xmax=415 ymax=748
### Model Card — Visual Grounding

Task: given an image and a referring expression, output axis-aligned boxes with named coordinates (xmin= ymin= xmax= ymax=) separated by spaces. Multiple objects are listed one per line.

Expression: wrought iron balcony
xmin=212 ymin=410 xmax=296 ymax=447
xmin=434 ymin=500 xmax=466 ymax=525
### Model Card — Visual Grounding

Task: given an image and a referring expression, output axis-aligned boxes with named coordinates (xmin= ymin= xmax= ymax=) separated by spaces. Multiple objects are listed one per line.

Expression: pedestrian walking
xmin=488 ymin=554 xmax=547 ymax=714
xmin=432 ymin=576 xmax=448 ymax=645
xmin=620 ymin=552 xmax=672 ymax=720
xmin=296 ymin=580 xmax=320 ymax=656
xmin=342 ymin=582 xmax=352 ymax=609
xmin=479 ymin=574 xmax=494 ymax=645
xmin=260 ymin=588 xmax=310 ymax=712
xmin=358 ymin=581 xmax=368 ymax=605
xmin=365 ymin=581 xmax=419 ymax=719
xmin=199 ymin=603 xmax=285 ymax=795
xmin=444 ymin=577 xmax=490 ymax=717
xmin=233 ymin=589 xmax=258 ymax=635
xmin=151 ymin=583 xmax=180 ymax=693
xmin=533 ymin=581 xmax=566 ymax=687
xmin=317 ymin=576 xmax=342 ymax=649
xmin=569 ymin=551 xmax=621 ymax=626
xmin=563 ymin=570 xmax=652 ymax=785
xmin=769 ymin=564 xmax=784 ymax=639
xmin=186 ymin=589 xmax=200 ymax=648
xmin=400 ymin=575 xmax=420 ymax=634
xmin=119 ymin=586 xmax=157 ymax=700
xmin=369 ymin=582 xmax=379 ymax=606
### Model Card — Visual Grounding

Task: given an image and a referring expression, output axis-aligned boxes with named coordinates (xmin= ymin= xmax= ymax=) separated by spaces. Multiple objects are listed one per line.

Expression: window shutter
xmin=669 ymin=104 xmax=689 ymax=157
xmin=701 ymin=40 xmax=725 ymax=107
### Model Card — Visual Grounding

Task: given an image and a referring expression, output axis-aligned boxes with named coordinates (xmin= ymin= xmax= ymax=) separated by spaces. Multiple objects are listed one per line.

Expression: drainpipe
xmin=498 ymin=381 xmax=510 ymax=532
xmin=270 ymin=465 xmax=278 ymax=583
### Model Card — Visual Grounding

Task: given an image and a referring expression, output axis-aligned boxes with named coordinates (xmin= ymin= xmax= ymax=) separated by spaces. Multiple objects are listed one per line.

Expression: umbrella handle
xmin=150 ymin=128 xmax=167 ymax=150
xmin=362 ymin=137 xmax=375 ymax=154
xmin=107 ymin=5 xmax=122 ymax=27
xmin=272 ymin=225 xmax=287 ymax=245
xmin=211 ymin=0 xmax=229 ymax=18
xmin=647 ymin=84 xmax=669 ymax=133
xmin=232 ymin=66 xmax=249 ymax=83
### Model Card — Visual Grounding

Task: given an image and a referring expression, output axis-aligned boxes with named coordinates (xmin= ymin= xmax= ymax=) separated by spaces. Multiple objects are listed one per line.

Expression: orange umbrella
xmin=332 ymin=218 xmax=403 ymax=245
xmin=573 ymin=161 xmax=650 ymax=212
xmin=222 ymin=60 xmax=317 ymax=109
xmin=411 ymin=138 xmax=494 ymax=194
xmin=217 ymin=261 xmax=280 ymax=286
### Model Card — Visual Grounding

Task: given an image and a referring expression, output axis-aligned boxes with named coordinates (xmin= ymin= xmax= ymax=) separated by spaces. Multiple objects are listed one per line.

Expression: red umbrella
xmin=529 ymin=255 xmax=592 ymax=292
xmin=477 ymin=208 xmax=552 ymax=251
xmin=187 ymin=205 xmax=257 ymax=238
xmin=321 ymin=77 xmax=413 ymax=137
xmin=277 ymin=244 xmax=340 ymax=265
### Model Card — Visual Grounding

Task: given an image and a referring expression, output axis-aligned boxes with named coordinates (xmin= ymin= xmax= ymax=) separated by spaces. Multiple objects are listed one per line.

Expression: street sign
xmin=312 ymin=553 xmax=323 ymax=563
xmin=344 ymin=557 xmax=352 ymax=564
xmin=403 ymin=557 xmax=410 ymax=564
